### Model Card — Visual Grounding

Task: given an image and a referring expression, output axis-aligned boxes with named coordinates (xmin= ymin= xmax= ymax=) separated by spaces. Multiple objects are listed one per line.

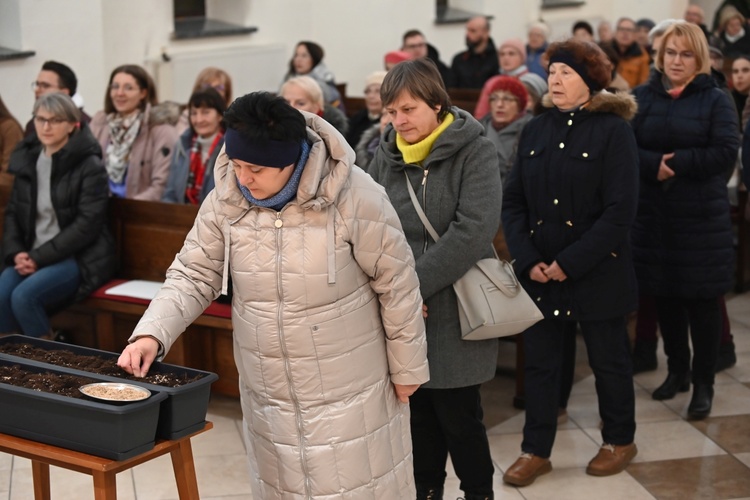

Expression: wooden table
xmin=0 ymin=421 xmax=212 ymax=500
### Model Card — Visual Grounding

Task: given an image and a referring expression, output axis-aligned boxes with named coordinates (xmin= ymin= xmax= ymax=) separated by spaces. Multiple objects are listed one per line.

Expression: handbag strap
xmin=403 ymin=170 xmax=502 ymax=261
xmin=404 ymin=171 xmax=440 ymax=243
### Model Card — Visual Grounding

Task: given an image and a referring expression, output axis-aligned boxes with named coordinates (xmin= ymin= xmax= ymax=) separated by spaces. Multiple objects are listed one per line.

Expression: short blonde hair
xmin=280 ymin=76 xmax=325 ymax=112
xmin=654 ymin=21 xmax=711 ymax=76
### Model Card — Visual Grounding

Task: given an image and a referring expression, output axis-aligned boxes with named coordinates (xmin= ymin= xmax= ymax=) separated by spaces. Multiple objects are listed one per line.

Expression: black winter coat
xmin=502 ymin=92 xmax=640 ymax=321
xmin=631 ymin=72 xmax=739 ymax=298
xmin=3 ymin=124 xmax=116 ymax=302
xmin=450 ymin=38 xmax=499 ymax=90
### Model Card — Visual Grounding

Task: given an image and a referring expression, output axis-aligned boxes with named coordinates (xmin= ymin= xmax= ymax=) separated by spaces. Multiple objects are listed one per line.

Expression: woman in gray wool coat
xmin=368 ymin=58 xmax=502 ymax=500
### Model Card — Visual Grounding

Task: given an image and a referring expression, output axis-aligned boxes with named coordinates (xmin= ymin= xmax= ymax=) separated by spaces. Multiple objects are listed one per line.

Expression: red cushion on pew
xmin=89 ymin=279 xmax=232 ymax=319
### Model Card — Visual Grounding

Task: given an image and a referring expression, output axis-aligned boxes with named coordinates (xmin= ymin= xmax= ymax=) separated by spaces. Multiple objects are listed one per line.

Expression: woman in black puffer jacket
xmin=631 ymin=22 xmax=739 ymax=419
xmin=1 ymin=93 xmax=115 ymax=338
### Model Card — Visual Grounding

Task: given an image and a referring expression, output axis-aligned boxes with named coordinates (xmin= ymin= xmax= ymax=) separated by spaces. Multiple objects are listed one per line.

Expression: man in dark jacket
xmin=402 ymin=29 xmax=455 ymax=88
xmin=450 ymin=16 xmax=499 ymax=89
xmin=25 ymin=61 xmax=91 ymax=137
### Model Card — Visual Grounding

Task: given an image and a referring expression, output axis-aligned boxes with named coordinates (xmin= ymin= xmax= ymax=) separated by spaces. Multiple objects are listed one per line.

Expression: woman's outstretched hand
xmin=117 ymin=336 xmax=159 ymax=377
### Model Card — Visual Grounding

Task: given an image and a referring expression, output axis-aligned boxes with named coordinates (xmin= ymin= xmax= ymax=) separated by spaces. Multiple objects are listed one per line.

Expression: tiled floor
xmin=1 ymin=292 xmax=749 ymax=499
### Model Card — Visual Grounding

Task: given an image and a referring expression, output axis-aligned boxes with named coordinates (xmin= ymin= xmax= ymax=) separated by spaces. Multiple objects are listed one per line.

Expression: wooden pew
xmin=733 ymin=188 xmax=750 ymax=292
xmin=342 ymin=88 xmax=482 ymax=120
xmin=50 ymin=199 xmax=239 ymax=397
xmin=447 ymin=88 xmax=481 ymax=116
xmin=0 ymin=172 xmax=13 ymax=237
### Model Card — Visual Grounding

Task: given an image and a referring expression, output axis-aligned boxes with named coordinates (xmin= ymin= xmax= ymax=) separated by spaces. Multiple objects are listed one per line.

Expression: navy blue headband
xmin=225 ymin=128 xmax=301 ymax=168
xmin=548 ymin=51 xmax=602 ymax=92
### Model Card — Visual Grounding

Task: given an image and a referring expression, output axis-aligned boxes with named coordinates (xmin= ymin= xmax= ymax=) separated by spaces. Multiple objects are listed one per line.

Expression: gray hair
xmin=33 ymin=92 xmax=81 ymax=123
xmin=649 ymin=18 xmax=681 ymax=45
xmin=528 ymin=21 xmax=550 ymax=38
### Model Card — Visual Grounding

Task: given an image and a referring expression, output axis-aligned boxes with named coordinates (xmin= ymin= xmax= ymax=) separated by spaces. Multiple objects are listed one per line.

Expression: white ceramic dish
xmin=79 ymin=382 xmax=151 ymax=402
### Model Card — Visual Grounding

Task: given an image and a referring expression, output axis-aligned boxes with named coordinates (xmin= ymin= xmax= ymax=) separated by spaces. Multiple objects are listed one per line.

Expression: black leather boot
xmin=416 ymin=486 xmax=443 ymax=500
xmin=652 ymin=372 xmax=690 ymax=400
xmin=715 ymin=341 xmax=737 ymax=372
xmin=631 ymin=340 xmax=658 ymax=374
xmin=687 ymin=384 xmax=714 ymax=420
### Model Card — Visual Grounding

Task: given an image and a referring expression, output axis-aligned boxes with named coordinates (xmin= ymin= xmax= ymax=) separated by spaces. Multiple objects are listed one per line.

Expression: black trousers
xmin=559 ymin=321 xmax=578 ymax=409
xmin=410 ymin=385 xmax=494 ymax=495
xmin=655 ymin=295 xmax=722 ymax=385
xmin=521 ymin=317 xmax=636 ymax=458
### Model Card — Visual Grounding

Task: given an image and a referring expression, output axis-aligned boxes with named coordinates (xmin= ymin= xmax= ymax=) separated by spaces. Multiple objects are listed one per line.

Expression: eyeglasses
xmin=109 ymin=83 xmax=140 ymax=92
xmin=616 ymin=26 xmax=636 ymax=33
xmin=404 ymin=42 xmax=426 ymax=50
xmin=664 ymin=49 xmax=695 ymax=60
xmin=489 ymin=94 xmax=518 ymax=104
xmin=33 ymin=115 xmax=67 ymax=127
xmin=31 ymin=81 xmax=58 ymax=91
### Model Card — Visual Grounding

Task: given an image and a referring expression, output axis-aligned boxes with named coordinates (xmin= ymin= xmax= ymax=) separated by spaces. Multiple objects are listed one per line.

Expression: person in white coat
xmin=117 ymin=91 xmax=430 ymax=499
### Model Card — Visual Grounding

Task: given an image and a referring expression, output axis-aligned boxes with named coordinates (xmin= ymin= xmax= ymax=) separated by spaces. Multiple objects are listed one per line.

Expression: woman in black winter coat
xmin=502 ymin=39 xmax=639 ymax=487
xmin=0 ymin=93 xmax=115 ymax=338
xmin=631 ymin=22 xmax=739 ymax=419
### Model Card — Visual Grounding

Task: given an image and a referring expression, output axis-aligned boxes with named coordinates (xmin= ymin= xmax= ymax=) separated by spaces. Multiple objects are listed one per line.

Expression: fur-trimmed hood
xmin=542 ymin=90 xmax=638 ymax=121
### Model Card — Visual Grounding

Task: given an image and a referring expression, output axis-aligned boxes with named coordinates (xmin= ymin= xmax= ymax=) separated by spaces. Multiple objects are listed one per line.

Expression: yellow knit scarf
xmin=396 ymin=113 xmax=454 ymax=164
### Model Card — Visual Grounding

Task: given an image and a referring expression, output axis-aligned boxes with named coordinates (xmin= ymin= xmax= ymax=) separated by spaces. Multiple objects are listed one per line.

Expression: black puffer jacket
xmin=631 ymin=72 xmax=739 ymax=298
xmin=3 ymin=123 xmax=116 ymax=301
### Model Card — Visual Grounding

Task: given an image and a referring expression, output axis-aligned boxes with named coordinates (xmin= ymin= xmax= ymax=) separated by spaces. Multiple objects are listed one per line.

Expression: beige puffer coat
xmin=131 ymin=112 xmax=429 ymax=499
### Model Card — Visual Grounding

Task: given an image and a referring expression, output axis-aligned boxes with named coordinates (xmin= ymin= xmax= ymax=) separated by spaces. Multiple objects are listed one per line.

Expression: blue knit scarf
xmin=236 ymin=140 xmax=311 ymax=211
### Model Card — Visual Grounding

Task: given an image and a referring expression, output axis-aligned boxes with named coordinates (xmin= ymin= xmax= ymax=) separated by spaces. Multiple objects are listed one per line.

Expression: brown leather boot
xmin=502 ymin=453 xmax=552 ymax=486
xmin=586 ymin=443 xmax=637 ymax=476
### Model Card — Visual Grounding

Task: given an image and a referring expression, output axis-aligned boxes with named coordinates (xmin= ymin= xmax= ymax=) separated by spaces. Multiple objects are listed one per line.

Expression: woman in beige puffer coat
xmin=118 ymin=92 xmax=429 ymax=499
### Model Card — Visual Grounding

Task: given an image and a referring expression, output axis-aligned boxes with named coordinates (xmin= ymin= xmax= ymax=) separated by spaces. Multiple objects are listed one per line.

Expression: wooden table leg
xmin=170 ymin=438 xmax=200 ymax=499
xmin=31 ymin=461 xmax=51 ymax=500
xmin=92 ymin=470 xmax=117 ymax=500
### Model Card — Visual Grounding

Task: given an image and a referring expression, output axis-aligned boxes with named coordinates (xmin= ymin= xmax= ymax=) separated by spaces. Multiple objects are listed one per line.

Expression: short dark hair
xmin=402 ymin=29 xmax=424 ymax=45
xmin=380 ymin=58 xmax=452 ymax=120
xmin=616 ymin=17 xmax=635 ymax=29
xmin=188 ymin=87 xmax=227 ymax=135
xmin=104 ymin=64 xmax=158 ymax=114
xmin=636 ymin=18 xmax=656 ymax=31
xmin=572 ymin=20 xmax=594 ymax=36
xmin=41 ymin=61 xmax=77 ymax=96
xmin=288 ymin=41 xmax=324 ymax=76
xmin=223 ymin=92 xmax=307 ymax=145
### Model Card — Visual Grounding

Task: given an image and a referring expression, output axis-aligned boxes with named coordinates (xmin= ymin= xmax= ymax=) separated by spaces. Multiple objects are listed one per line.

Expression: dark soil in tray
xmin=0 ymin=343 xmax=204 ymax=387
xmin=0 ymin=364 xmax=96 ymax=398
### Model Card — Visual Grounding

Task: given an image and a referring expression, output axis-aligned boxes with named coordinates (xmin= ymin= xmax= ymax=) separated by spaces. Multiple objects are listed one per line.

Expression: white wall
xmin=1 ymin=0 xmax=691 ymax=123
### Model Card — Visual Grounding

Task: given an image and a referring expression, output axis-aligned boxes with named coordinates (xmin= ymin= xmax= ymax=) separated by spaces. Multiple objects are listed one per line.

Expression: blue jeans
xmin=0 ymin=258 xmax=80 ymax=337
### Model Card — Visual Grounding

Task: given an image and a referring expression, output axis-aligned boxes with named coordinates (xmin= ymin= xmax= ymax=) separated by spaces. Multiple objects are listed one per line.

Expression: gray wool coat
xmin=368 ymin=107 xmax=502 ymax=388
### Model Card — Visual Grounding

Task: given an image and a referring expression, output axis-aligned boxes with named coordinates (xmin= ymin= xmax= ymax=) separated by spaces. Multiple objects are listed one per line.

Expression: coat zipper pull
xmin=422 ymin=169 xmax=429 ymax=186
